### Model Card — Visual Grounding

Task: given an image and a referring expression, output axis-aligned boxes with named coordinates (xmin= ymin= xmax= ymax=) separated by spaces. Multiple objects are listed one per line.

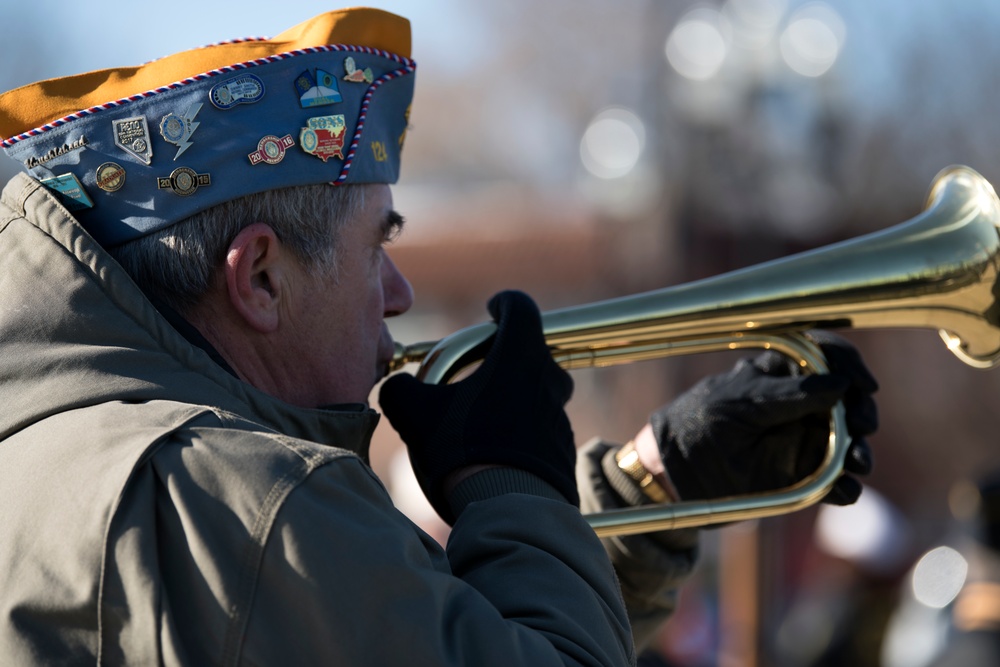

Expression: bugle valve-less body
xmin=390 ymin=165 xmax=1000 ymax=537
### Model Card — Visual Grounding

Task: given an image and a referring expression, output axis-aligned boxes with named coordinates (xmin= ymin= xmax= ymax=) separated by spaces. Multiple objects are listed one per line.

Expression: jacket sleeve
xmin=576 ymin=438 xmax=700 ymax=651
xmin=239 ymin=454 xmax=635 ymax=667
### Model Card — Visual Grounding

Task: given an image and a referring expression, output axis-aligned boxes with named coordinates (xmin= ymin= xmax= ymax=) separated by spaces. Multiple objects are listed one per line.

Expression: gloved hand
xmin=379 ymin=290 xmax=577 ymax=524
xmin=652 ymin=331 xmax=878 ymax=506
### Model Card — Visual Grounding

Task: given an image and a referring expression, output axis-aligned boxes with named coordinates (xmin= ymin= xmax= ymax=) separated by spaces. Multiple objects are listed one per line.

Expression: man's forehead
xmin=331 ymin=182 xmax=399 ymax=231
xmin=341 ymin=181 xmax=389 ymax=206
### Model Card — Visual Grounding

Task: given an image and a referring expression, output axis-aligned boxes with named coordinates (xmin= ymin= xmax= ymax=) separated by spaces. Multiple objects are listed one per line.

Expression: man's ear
xmin=224 ymin=222 xmax=287 ymax=333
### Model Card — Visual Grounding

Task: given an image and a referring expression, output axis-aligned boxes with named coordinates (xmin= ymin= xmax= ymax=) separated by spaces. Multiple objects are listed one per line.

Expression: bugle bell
xmin=389 ymin=165 xmax=1000 ymax=537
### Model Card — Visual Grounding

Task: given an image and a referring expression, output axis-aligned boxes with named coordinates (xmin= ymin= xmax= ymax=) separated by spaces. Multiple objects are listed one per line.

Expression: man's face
xmin=289 ymin=183 xmax=413 ymax=407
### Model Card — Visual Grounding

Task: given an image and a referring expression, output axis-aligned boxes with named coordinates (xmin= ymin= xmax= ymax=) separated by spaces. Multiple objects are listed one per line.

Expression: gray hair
xmin=109 ymin=183 xmax=366 ymax=313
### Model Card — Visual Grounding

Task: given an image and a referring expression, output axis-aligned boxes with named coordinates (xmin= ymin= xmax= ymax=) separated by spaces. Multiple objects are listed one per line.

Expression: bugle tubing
xmin=390 ymin=165 xmax=1000 ymax=537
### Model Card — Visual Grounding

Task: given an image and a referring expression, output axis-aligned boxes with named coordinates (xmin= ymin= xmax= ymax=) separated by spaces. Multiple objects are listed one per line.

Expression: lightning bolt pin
xmin=159 ymin=103 xmax=203 ymax=160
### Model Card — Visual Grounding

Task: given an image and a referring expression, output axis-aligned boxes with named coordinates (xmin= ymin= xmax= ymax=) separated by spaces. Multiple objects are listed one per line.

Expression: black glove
xmin=379 ymin=290 xmax=577 ymax=524
xmin=653 ymin=331 xmax=878 ymax=506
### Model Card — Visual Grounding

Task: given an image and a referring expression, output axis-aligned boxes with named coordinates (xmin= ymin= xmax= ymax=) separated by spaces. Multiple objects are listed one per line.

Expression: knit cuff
xmin=448 ymin=467 xmax=569 ymax=519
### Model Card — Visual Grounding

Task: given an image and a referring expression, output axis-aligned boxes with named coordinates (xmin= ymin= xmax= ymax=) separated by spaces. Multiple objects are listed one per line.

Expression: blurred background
xmin=5 ymin=1 xmax=1000 ymax=664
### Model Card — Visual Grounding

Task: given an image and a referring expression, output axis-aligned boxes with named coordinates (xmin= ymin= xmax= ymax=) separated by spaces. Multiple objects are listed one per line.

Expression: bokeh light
xmin=665 ymin=8 xmax=731 ymax=81
xmin=779 ymin=3 xmax=845 ymax=77
xmin=579 ymin=107 xmax=646 ymax=180
xmin=911 ymin=546 xmax=968 ymax=609
xmin=724 ymin=0 xmax=787 ymax=50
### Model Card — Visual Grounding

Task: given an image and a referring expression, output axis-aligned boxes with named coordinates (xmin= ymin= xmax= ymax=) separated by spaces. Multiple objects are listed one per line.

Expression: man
xmin=0 ymin=8 xmax=877 ymax=665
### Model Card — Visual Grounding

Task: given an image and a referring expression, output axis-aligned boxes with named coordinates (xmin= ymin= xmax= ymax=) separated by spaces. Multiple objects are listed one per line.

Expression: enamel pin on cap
xmin=157 ymin=167 xmax=211 ymax=196
xmin=342 ymin=56 xmax=373 ymax=83
xmin=249 ymin=134 xmax=295 ymax=165
xmin=159 ymin=103 xmax=203 ymax=160
xmin=299 ymin=115 xmax=346 ymax=162
xmin=40 ymin=173 xmax=93 ymax=210
xmin=113 ymin=117 xmax=153 ymax=165
xmin=209 ymin=74 xmax=265 ymax=110
xmin=295 ymin=69 xmax=343 ymax=108
xmin=95 ymin=162 xmax=126 ymax=192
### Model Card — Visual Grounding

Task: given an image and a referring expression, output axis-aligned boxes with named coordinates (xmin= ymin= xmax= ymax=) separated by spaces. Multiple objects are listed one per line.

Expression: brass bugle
xmin=389 ymin=165 xmax=1000 ymax=537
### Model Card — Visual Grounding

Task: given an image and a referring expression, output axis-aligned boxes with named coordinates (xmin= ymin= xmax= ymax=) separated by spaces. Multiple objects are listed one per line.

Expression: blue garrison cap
xmin=0 ymin=8 xmax=415 ymax=247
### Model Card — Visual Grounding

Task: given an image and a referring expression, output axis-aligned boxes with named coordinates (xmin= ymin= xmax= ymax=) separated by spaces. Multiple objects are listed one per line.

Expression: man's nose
xmin=382 ymin=252 xmax=414 ymax=317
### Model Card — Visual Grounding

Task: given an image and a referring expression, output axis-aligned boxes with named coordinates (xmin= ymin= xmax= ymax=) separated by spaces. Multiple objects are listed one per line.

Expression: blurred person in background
xmin=0 ymin=7 xmax=877 ymax=665
xmin=774 ymin=488 xmax=912 ymax=667
xmin=924 ymin=473 xmax=1000 ymax=666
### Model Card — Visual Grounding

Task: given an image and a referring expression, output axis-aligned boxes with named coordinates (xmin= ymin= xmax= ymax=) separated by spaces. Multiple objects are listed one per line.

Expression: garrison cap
xmin=0 ymin=8 xmax=415 ymax=247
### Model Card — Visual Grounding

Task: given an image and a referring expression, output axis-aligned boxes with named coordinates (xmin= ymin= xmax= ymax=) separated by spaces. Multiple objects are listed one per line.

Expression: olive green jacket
xmin=0 ymin=173 xmax=636 ymax=666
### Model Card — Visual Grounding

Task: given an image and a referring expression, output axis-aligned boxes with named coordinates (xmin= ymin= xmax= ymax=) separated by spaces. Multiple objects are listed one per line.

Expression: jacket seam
xmin=96 ymin=403 xmax=216 ymax=666
xmin=220 ymin=444 xmax=351 ymax=666
xmin=0 ymin=175 xmax=41 ymax=235
xmin=220 ymin=458 xmax=309 ymax=667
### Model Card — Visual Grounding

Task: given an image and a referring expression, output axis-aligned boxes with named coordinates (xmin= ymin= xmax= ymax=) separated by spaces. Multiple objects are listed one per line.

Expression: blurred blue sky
xmin=7 ymin=1 xmax=999 ymax=117
xmin=1 ymin=1 xmax=494 ymax=88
